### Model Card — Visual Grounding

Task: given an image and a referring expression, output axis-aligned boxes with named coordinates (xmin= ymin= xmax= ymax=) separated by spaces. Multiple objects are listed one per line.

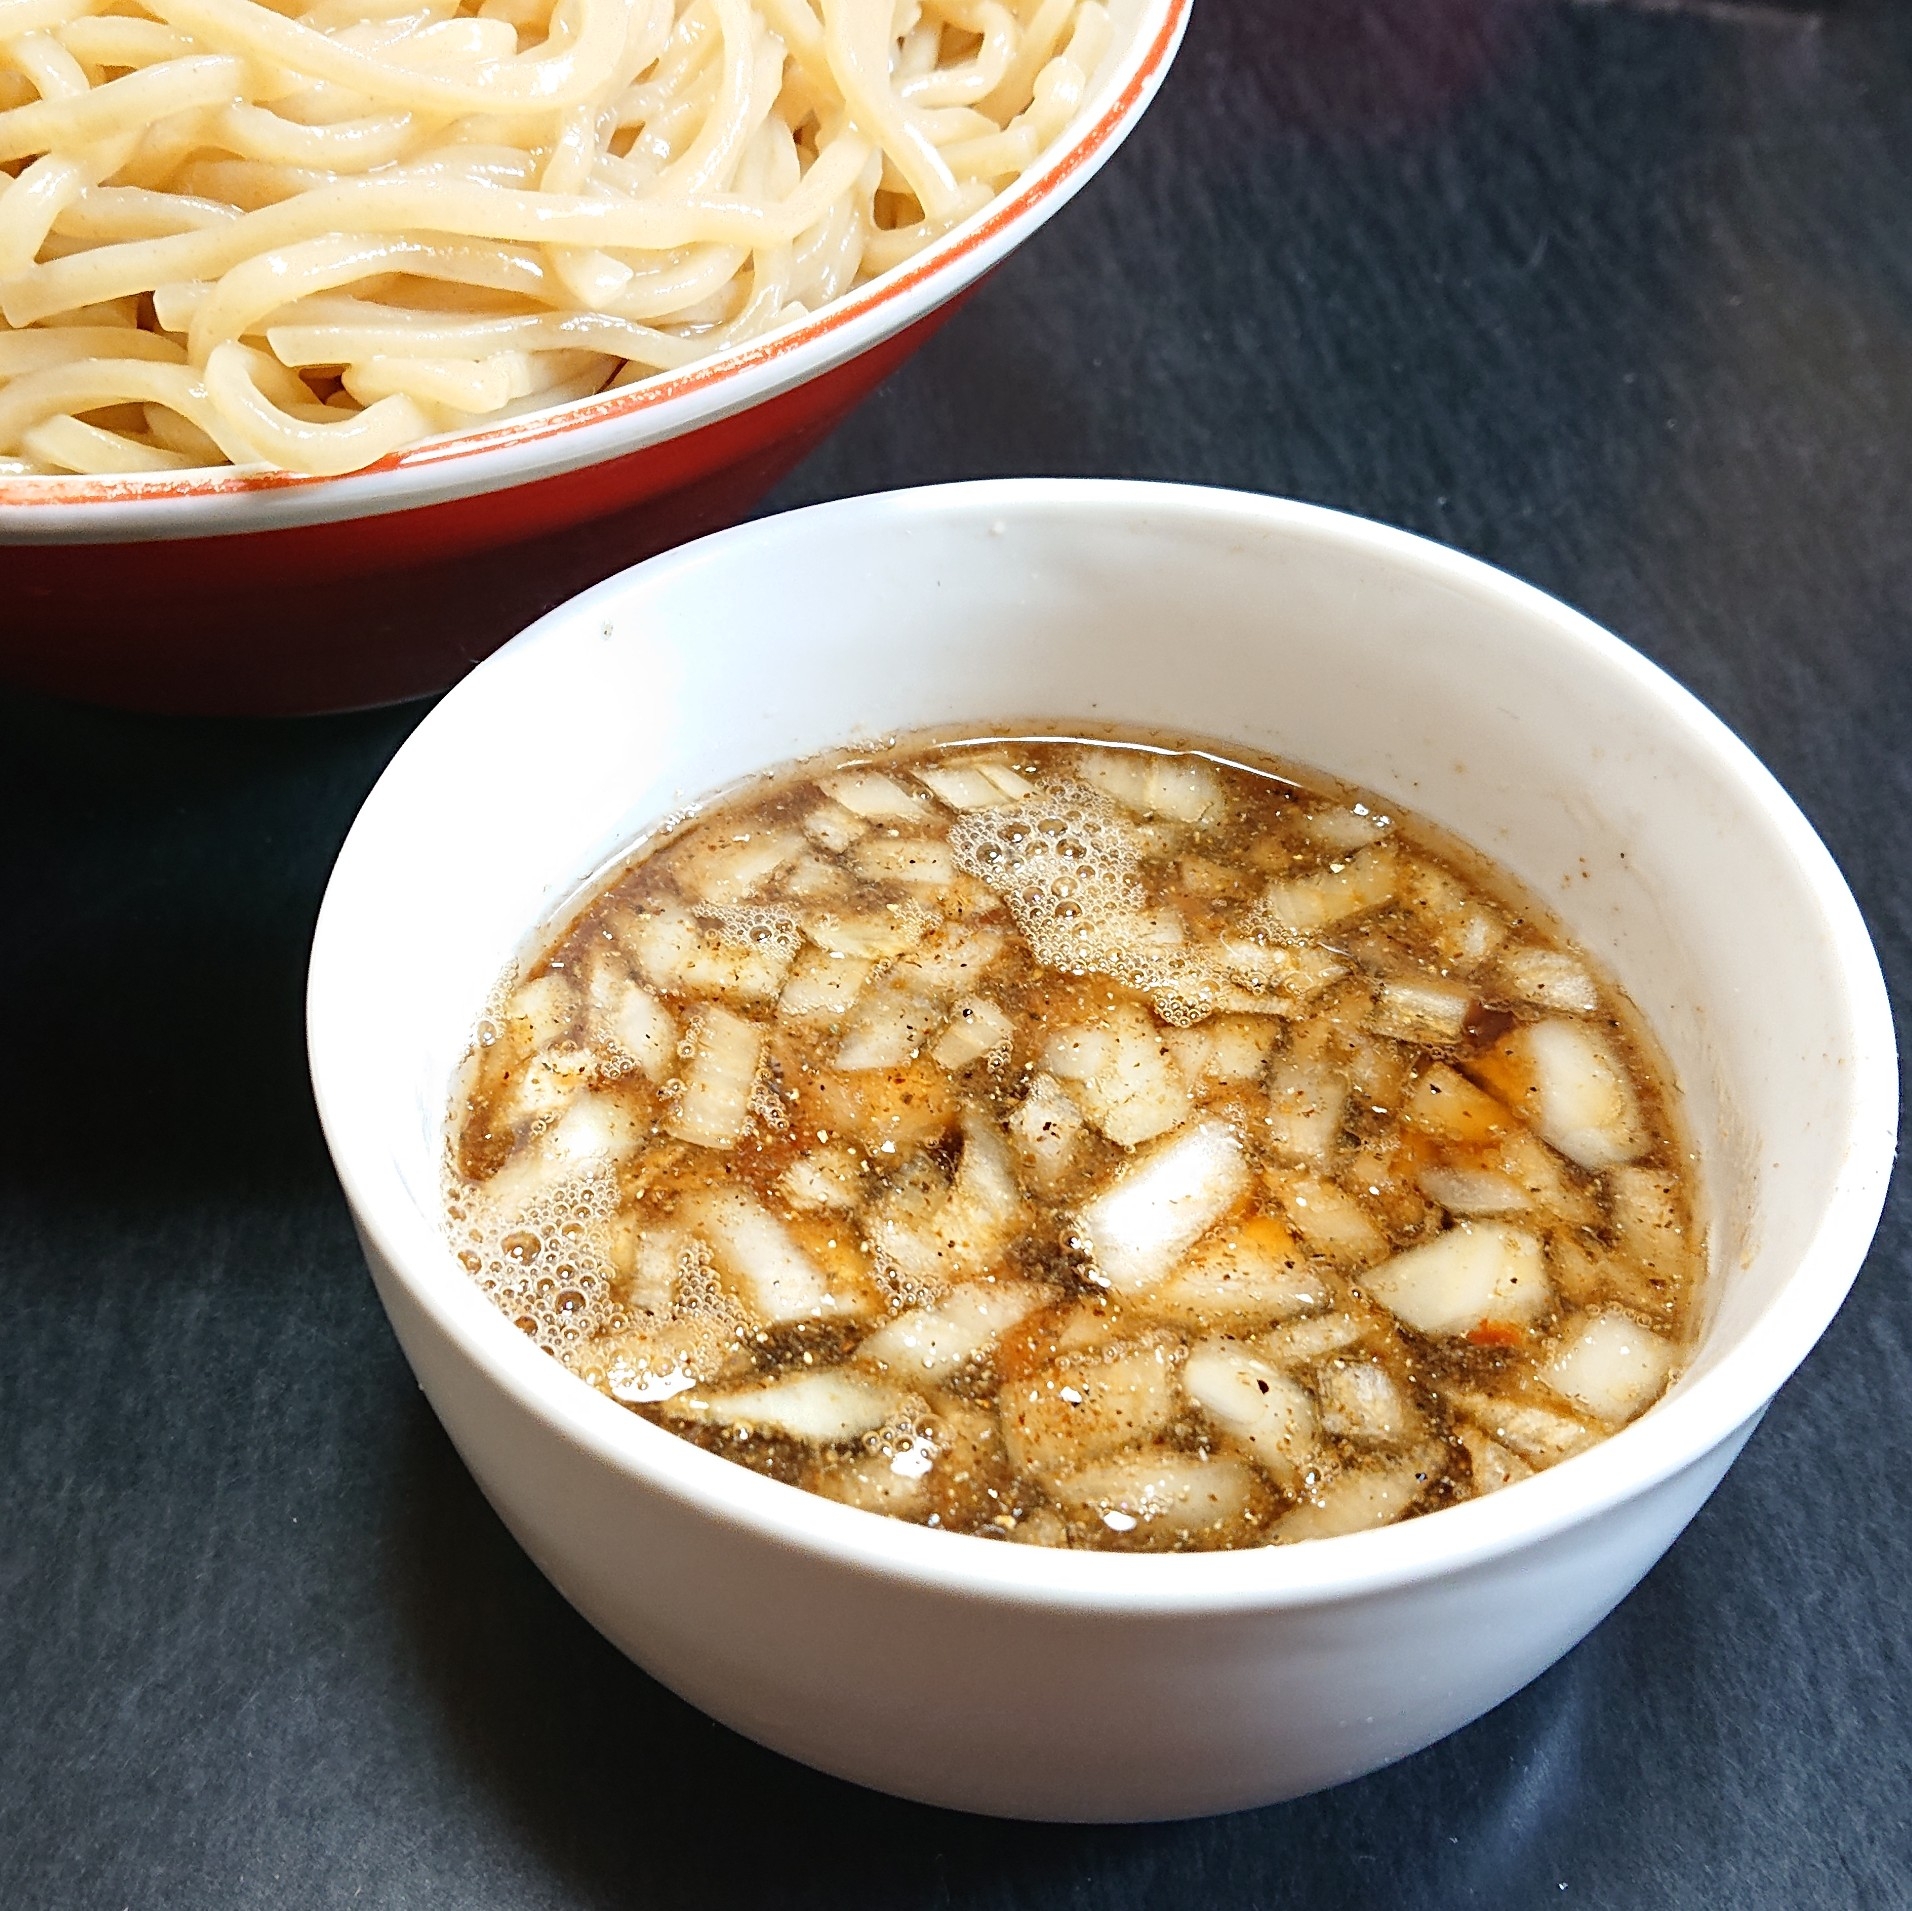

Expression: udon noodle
xmin=0 ymin=0 xmax=1110 ymax=477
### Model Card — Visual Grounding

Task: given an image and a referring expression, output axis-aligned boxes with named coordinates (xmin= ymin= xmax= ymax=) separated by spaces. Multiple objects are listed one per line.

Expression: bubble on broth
xmin=949 ymin=783 xmax=1222 ymax=1025
xmin=462 ymin=1165 xmax=620 ymax=1355
xmin=696 ymin=903 xmax=802 ymax=955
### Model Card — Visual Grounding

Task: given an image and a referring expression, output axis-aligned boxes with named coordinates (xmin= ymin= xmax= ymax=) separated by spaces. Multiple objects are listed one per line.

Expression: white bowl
xmin=308 ymin=479 xmax=1897 ymax=1821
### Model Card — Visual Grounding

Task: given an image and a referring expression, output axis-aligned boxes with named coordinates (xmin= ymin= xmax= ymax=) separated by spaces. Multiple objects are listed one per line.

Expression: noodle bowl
xmin=0 ymin=0 xmax=1111 ymax=476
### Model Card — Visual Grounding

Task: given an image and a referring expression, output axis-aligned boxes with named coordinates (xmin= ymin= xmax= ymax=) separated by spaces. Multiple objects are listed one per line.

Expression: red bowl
xmin=0 ymin=1 xmax=1187 ymax=717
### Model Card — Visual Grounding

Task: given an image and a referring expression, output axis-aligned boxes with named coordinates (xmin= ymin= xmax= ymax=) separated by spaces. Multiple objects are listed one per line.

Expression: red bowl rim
xmin=0 ymin=0 xmax=1189 ymax=543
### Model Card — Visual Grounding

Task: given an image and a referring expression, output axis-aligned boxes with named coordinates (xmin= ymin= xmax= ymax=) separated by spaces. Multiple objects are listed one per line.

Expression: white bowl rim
xmin=0 ymin=2 xmax=1187 ymax=547
xmin=308 ymin=477 xmax=1900 ymax=1616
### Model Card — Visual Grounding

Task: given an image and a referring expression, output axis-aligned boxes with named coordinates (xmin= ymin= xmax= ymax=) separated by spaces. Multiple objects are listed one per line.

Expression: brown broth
xmin=444 ymin=728 xmax=1703 ymax=1551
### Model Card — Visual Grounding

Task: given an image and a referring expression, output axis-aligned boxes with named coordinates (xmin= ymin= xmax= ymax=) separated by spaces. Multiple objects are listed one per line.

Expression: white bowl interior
xmin=312 ymin=480 xmax=1896 ymax=1578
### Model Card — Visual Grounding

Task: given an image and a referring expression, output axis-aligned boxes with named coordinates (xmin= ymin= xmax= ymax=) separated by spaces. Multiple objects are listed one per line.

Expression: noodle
xmin=0 ymin=0 xmax=1112 ymax=476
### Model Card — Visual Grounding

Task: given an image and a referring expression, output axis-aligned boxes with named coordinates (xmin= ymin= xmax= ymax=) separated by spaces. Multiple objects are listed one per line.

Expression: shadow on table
xmin=387 ymin=1397 xmax=1621 ymax=1911
xmin=0 ymin=692 xmax=426 ymax=1213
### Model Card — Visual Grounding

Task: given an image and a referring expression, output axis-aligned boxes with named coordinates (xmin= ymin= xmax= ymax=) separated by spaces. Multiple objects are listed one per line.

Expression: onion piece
xmin=1443 ymin=1386 xmax=1597 ymax=1464
xmin=1048 ymin=1449 xmax=1257 ymax=1537
xmin=1397 ymin=859 xmax=1507 ymax=973
xmin=1360 ymin=1221 xmax=1549 ymax=1336
xmin=779 ymin=947 xmax=873 ymax=1024
xmin=820 ymin=769 xmax=932 ymax=822
xmin=1416 ymin=1162 xmax=1532 ymax=1216
xmin=1008 ymin=1070 xmax=1085 ymax=1189
xmin=886 ymin=926 xmax=1007 ymax=1002
xmin=1489 ymin=1128 xmax=1599 ymax=1227
xmin=1000 ymin=1343 xmax=1181 ymax=1477
xmin=1300 ymin=804 xmax=1391 ymax=853
xmin=1275 ymin=1457 xmax=1429 ymax=1542
xmin=1255 ymin=845 xmax=1397 ymax=936
xmin=618 ymin=1224 xmax=681 ymax=1323
xmin=1215 ymin=937 xmax=1350 ymax=1005
xmin=1167 ymin=1015 xmax=1277 ymax=1088
xmin=1264 ymin=1055 xmax=1349 ymax=1167
xmin=504 ymin=973 xmax=576 ymax=1049
xmin=590 ymin=975 xmax=676 ymax=1082
xmin=682 ymin=1187 xmax=860 ymax=1324
xmin=1606 ymin=1165 xmax=1690 ymax=1280
xmin=777 ymin=1145 xmax=864 ymax=1213
xmin=814 ymin=1058 xmax=955 ymax=1153
xmin=850 ymin=835 xmax=957 ymax=890
xmin=1456 ymin=1421 xmax=1534 ymax=1493
xmin=801 ymin=799 xmax=869 ymax=854
xmin=665 ymin=1005 xmax=764 ymax=1148
xmin=813 ymin=1448 xmax=933 ymax=1515
xmin=671 ymin=1368 xmax=897 ymax=1443
xmin=931 ymin=993 xmax=1013 ymax=1068
xmin=1368 ymin=973 xmax=1474 ymax=1045
xmin=1472 ymin=1018 xmax=1647 ymax=1171
xmin=1076 ymin=748 xmax=1225 ymax=824
xmin=1074 ymin=1118 xmax=1251 ymax=1293
xmin=1266 ymin=1171 xmax=1389 ymax=1268
xmin=1144 ymin=1215 xmax=1326 ymax=1326
xmin=1256 ymin=1311 xmax=1368 ymax=1365
xmin=629 ymin=904 xmax=799 ymax=1004
xmin=1497 ymin=944 xmax=1601 ymax=1014
xmin=506 ymin=1043 xmax=594 ymax=1126
xmin=781 ymin=854 xmax=849 ymax=901
xmin=674 ymin=826 xmax=803 ymax=904
xmin=1183 ymin=1339 xmax=1318 ymax=1489
xmin=1402 ymin=1064 xmax=1511 ymax=1141
xmin=1044 ymin=1004 xmax=1191 ymax=1148
xmin=803 ymin=905 xmax=936 ymax=959
xmin=540 ymin=1087 xmax=646 ymax=1170
xmin=865 ymin=1113 xmax=1024 ymax=1286
xmin=834 ymin=987 xmax=940 ymax=1071
xmin=1541 ymin=1310 xmax=1674 ymax=1422
xmin=1315 ymin=1358 xmax=1416 ymax=1446
xmin=857 ymin=1278 xmax=1049 ymax=1379
xmin=912 ymin=760 xmax=1036 ymax=809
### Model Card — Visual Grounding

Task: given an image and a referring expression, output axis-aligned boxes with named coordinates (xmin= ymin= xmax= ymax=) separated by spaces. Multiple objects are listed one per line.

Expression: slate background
xmin=3 ymin=1 xmax=1909 ymax=1904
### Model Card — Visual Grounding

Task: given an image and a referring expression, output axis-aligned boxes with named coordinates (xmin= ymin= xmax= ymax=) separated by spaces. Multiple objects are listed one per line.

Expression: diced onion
xmin=1541 ymin=1309 xmax=1673 ymax=1422
xmin=821 ymin=770 xmax=932 ymax=823
xmin=1257 ymin=846 xmax=1397 ymax=936
xmin=1043 ymin=1004 xmax=1191 ymax=1147
xmin=1075 ymin=1118 xmax=1250 ymax=1293
xmin=1314 ymin=1358 xmax=1415 ymax=1446
xmin=1048 ymin=1449 xmax=1256 ymax=1535
xmin=1183 ymin=1339 xmax=1317 ymax=1488
xmin=1274 ymin=1458 xmax=1427 ymax=1542
xmin=1008 ymin=1071 xmax=1085 ymax=1189
xmin=931 ymin=994 xmax=1014 ymax=1068
xmin=1360 ymin=1222 xmax=1548 ymax=1337
xmin=913 ymin=761 xmax=1037 ymax=810
xmin=1264 ymin=1056 xmax=1348 ymax=1167
xmin=857 ymin=1279 xmax=1048 ymax=1379
xmin=666 ymin=1006 xmax=765 ymax=1148
xmin=673 ymin=1369 xmax=897 ymax=1444
xmin=682 ymin=1187 xmax=860 ymax=1324
xmin=1000 ymin=1343 xmax=1181 ymax=1477
xmin=1267 ymin=1171 xmax=1388 ymax=1268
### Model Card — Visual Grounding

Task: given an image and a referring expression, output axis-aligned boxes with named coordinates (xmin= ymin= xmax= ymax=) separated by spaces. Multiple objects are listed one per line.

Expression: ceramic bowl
xmin=0 ymin=3 xmax=1184 ymax=717
xmin=307 ymin=479 xmax=1897 ymax=1820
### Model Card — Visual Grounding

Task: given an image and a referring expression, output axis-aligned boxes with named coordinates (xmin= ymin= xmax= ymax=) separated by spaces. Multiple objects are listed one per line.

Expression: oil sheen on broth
xmin=447 ymin=731 xmax=1702 ymax=1551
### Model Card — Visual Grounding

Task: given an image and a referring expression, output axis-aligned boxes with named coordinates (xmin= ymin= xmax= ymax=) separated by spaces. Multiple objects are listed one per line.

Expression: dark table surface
xmin=4 ymin=1 xmax=1910 ymax=1904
